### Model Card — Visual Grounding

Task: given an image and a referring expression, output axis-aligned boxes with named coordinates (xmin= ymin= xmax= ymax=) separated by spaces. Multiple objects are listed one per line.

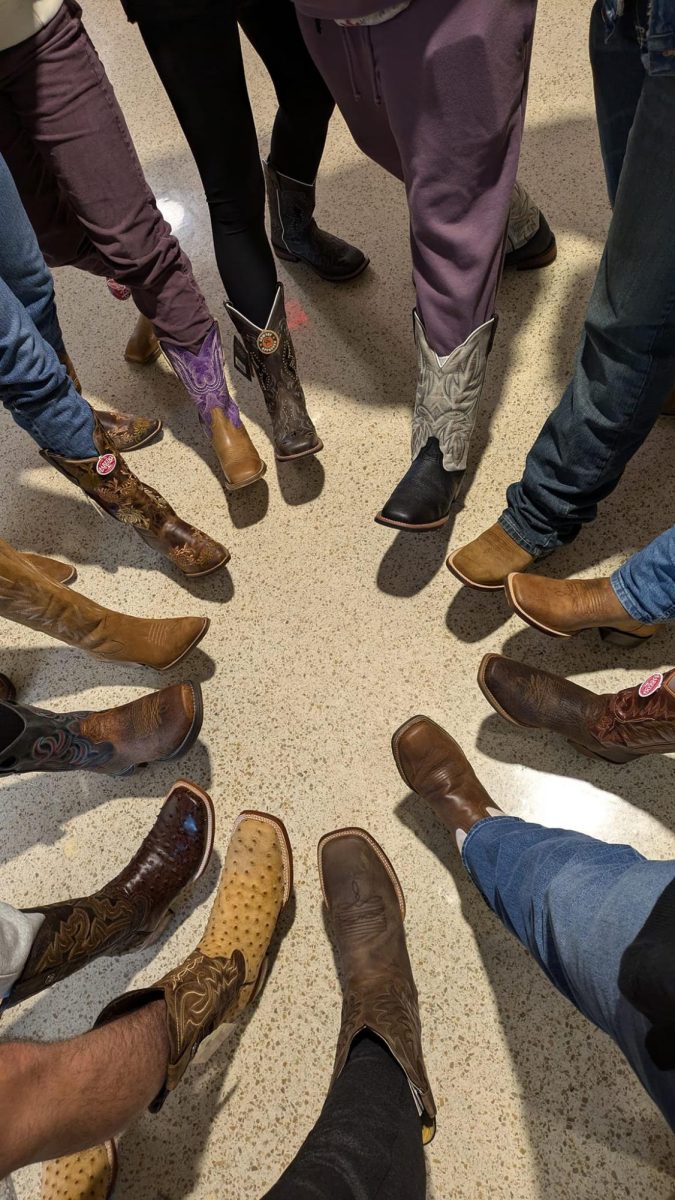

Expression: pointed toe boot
xmin=479 ymin=655 xmax=675 ymax=764
xmin=318 ymin=827 xmax=436 ymax=1143
xmin=41 ymin=418 xmax=229 ymax=577
xmin=505 ymin=573 xmax=661 ymax=645
xmin=42 ymin=1142 xmax=117 ymax=1200
xmin=124 ymin=313 xmax=161 ymax=365
xmin=0 ymin=681 xmax=202 ymax=777
xmin=4 ymin=781 xmax=214 ymax=1010
xmin=21 ymin=551 xmax=77 ymax=586
xmin=94 ymin=809 xmax=292 ymax=1110
xmin=94 ymin=408 xmax=163 ymax=453
xmin=161 ymin=322 xmax=266 ymax=491
xmin=447 ymin=522 xmax=535 ymax=589
xmin=376 ymin=313 xmax=495 ymax=531
xmin=503 ymin=182 xmax=557 ymax=271
xmin=0 ymin=537 xmax=209 ymax=670
xmin=264 ymin=159 xmax=369 ymax=283
xmin=226 ymin=284 xmax=322 ymax=461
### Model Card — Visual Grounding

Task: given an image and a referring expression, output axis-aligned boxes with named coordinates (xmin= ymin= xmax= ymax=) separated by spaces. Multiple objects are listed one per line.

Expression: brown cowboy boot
xmin=479 ymin=654 xmax=675 ymax=764
xmin=58 ymin=351 xmax=162 ymax=452
xmin=447 ymin=522 xmax=535 ymax=589
xmin=42 ymin=1142 xmax=117 ymax=1200
xmin=0 ymin=674 xmax=15 ymax=703
xmin=21 ymin=551 xmax=77 ymax=586
xmin=41 ymin=418 xmax=228 ymax=576
xmin=0 ymin=681 xmax=202 ymax=777
xmin=506 ymin=573 xmax=660 ymax=645
xmin=225 ymin=283 xmax=322 ymax=461
xmin=0 ymin=537 xmax=209 ymax=670
xmin=318 ymin=827 xmax=436 ymax=1144
xmin=95 ymin=809 xmax=293 ymax=1110
xmin=124 ymin=313 xmax=161 ymax=366
xmin=3 ymin=781 xmax=214 ymax=1010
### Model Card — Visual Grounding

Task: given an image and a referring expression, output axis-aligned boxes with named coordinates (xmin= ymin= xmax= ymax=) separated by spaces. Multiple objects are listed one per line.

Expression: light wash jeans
xmin=499 ymin=2 xmax=675 ymax=557
xmin=463 ymin=816 xmax=675 ymax=1129
xmin=610 ymin=525 xmax=675 ymax=623
xmin=0 ymin=152 xmax=96 ymax=457
xmin=0 ymin=901 xmax=43 ymax=1004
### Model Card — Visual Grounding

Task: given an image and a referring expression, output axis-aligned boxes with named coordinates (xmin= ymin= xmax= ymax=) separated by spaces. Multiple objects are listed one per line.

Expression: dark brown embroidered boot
xmin=0 ymin=681 xmax=202 ymax=777
xmin=58 ymin=350 xmax=163 ymax=451
xmin=479 ymin=654 xmax=675 ymax=764
xmin=318 ymin=827 xmax=436 ymax=1144
xmin=41 ymin=418 xmax=228 ymax=577
xmin=3 ymin=780 xmax=215 ymax=1010
xmin=225 ymin=284 xmax=322 ymax=461
xmin=95 ymin=809 xmax=293 ymax=1110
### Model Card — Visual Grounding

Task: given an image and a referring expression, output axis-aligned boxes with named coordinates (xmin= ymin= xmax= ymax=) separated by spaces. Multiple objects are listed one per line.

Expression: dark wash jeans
xmin=499 ymin=1 xmax=675 ymax=572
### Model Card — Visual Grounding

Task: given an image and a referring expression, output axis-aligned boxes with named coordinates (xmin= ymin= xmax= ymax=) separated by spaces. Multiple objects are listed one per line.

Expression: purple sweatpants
xmin=298 ymin=0 xmax=537 ymax=355
xmin=0 ymin=0 xmax=212 ymax=351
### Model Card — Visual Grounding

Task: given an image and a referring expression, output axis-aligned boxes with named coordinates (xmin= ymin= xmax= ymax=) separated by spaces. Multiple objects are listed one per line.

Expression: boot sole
xmin=317 ymin=827 xmax=406 ymax=920
xmin=156 ymin=617 xmax=210 ymax=672
xmin=275 ymin=439 xmax=323 ymax=462
xmin=223 ymin=461 xmax=267 ymax=491
xmin=446 ymin=550 xmax=507 ymax=590
xmin=273 ymin=244 xmax=370 ymax=283
xmin=234 ymin=809 xmax=294 ymax=906
xmin=183 ymin=550 xmax=231 ymax=578
xmin=375 ymin=512 xmax=449 ymax=532
xmin=505 ymin=574 xmax=657 ymax=645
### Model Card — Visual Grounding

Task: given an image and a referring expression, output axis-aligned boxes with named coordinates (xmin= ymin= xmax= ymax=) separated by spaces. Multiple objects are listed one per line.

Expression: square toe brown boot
xmin=41 ymin=1141 xmax=117 ymax=1200
xmin=447 ymin=522 xmax=535 ymax=589
xmin=318 ymin=827 xmax=436 ymax=1144
xmin=505 ymin=573 xmax=661 ymax=644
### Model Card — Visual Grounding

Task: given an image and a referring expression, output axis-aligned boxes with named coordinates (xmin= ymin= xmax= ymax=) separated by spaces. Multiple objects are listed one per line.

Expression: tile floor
xmin=3 ymin=2 xmax=675 ymax=1197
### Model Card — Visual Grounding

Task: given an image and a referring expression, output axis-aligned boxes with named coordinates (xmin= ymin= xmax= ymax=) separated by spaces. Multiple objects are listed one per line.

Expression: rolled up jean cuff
xmin=498 ymin=510 xmax=556 ymax=559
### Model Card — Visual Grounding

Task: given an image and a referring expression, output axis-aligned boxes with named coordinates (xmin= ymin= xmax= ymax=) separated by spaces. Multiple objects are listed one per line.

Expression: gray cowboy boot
xmin=225 ymin=283 xmax=322 ymax=461
xmin=376 ymin=313 xmax=496 ymax=530
xmin=264 ymin=159 xmax=369 ymax=282
xmin=504 ymin=181 xmax=557 ymax=271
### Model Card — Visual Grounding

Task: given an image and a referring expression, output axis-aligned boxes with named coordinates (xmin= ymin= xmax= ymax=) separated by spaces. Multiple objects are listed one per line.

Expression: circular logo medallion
xmin=639 ymin=671 xmax=663 ymax=698
xmin=96 ymin=453 xmax=117 ymax=477
xmin=257 ymin=329 xmax=279 ymax=355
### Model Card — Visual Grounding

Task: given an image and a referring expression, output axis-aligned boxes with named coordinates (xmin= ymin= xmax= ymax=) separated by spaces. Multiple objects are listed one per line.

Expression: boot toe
xmin=275 ymin=429 xmax=323 ymax=460
xmin=377 ymin=441 xmax=460 ymax=530
xmin=447 ymin=524 xmax=534 ymax=589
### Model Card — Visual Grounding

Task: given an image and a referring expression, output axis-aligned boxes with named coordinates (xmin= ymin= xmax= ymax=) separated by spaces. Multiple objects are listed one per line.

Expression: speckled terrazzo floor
xmin=3 ymin=2 xmax=675 ymax=1198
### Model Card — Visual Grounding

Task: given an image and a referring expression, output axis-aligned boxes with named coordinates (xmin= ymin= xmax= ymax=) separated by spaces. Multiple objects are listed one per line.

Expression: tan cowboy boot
xmin=41 ymin=418 xmax=228 ymax=576
xmin=21 ymin=551 xmax=77 ymax=586
xmin=95 ymin=809 xmax=293 ymax=1110
xmin=58 ymin=351 xmax=162 ymax=452
xmin=447 ymin=522 xmax=535 ymax=589
xmin=506 ymin=573 xmax=660 ymax=645
xmin=0 ymin=537 xmax=209 ymax=670
xmin=41 ymin=1141 xmax=117 ymax=1200
xmin=124 ymin=313 xmax=161 ymax=365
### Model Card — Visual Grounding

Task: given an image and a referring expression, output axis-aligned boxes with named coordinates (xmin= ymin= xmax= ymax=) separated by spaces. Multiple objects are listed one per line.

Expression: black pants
xmin=262 ymin=1035 xmax=426 ymax=1200
xmin=135 ymin=0 xmax=335 ymax=326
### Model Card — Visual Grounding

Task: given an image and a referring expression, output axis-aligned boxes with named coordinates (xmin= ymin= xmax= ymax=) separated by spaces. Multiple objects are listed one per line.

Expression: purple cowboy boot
xmin=161 ymin=322 xmax=266 ymax=490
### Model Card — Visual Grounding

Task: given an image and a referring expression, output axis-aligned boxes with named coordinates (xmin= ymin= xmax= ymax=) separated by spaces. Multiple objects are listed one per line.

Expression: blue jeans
xmin=0 ymin=153 xmax=96 ymax=457
xmin=499 ymin=1 xmax=675 ymax=556
xmin=463 ymin=816 xmax=675 ymax=1129
xmin=610 ymin=524 xmax=675 ymax=622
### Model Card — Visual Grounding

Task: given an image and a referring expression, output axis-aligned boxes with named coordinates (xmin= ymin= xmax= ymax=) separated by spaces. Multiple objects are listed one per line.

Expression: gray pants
xmin=0 ymin=903 xmax=43 ymax=1002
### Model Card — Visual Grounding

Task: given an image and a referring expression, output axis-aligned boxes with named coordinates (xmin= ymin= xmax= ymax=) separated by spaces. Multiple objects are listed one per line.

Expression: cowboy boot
xmin=3 ymin=781 xmax=214 ymax=1010
xmin=505 ymin=573 xmax=660 ymax=645
xmin=95 ymin=809 xmax=293 ymax=1110
xmin=263 ymin=159 xmax=369 ymax=283
xmin=376 ymin=314 xmax=496 ymax=530
xmin=42 ymin=1142 xmax=117 ymax=1200
xmin=503 ymin=181 xmax=557 ymax=271
xmin=41 ymin=418 xmax=228 ymax=577
xmin=447 ymin=522 xmax=535 ymax=590
xmin=21 ymin=551 xmax=77 ymax=586
xmin=0 ymin=537 xmax=209 ymax=670
xmin=58 ymin=351 xmax=163 ymax=452
xmin=160 ymin=322 xmax=266 ymax=490
xmin=479 ymin=654 xmax=675 ymax=764
xmin=0 ymin=681 xmax=202 ymax=777
xmin=0 ymin=674 xmax=15 ymax=703
xmin=318 ymin=827 xmax=436 ymax=1144
xmin=226 ymin=284 xmax=322 ymax=461
xmin=105 ymin=278 xmax=162 ymax=366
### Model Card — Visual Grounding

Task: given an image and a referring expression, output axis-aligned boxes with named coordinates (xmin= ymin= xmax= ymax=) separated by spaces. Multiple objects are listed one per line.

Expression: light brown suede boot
xmin=41 ymin=1141 xmax=117 ymax=1200
xmin=124 ymin=313 xmax=161 ymax=365
xmin=447 ymin=523 xmax=535 ymax=589
xmin=506 ymin=573 xmax=660 ymax=645
xmin=0 ymin=537 xmax=209 ymax=669
xmin=21 ymin=551 xmax=77 ymax=586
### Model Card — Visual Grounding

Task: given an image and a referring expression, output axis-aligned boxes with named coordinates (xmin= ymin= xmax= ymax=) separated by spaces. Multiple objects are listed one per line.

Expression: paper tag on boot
xmin=233 ymin=336 xmax=252 ymax=381
xmin=639 ymin=672 xmax=663 ymax=698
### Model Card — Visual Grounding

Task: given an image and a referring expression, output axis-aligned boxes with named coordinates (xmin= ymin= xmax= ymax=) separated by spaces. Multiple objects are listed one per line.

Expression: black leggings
xmin=136 ymin=0 xmax=335 ymax=327
xmin=262 ymin=1035 xmax=426 ymax=1200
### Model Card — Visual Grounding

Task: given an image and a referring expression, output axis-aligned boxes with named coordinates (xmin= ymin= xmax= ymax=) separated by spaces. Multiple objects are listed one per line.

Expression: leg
xmin=589 ymin=0 xmax=645 ymax=205
xmin=263 ymin=1035 xmax=425 ymax=1200
xmin=611 ymin=525 xmax=675 ymax=624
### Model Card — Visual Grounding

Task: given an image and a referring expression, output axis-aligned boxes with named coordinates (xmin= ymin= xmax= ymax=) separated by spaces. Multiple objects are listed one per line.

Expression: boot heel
xmin=273 ymin=243 xmax=300 ymax=263
xmin=599 ymin=626 xmax=656 ymax=646
xmin=568 ymin=740 xmax=640 ymax=765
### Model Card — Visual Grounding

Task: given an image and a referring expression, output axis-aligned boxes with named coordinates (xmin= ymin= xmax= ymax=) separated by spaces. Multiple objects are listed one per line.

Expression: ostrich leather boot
xmin=41 ymin=418 xmax=228 ymax=577
xmin=4 ymin=781 xmax=215 ymax=1010
xmin=42 ymin=1142 xmax=117 ymax=1200
xmin=0 ymin=536 xmax=209 ymax=670
xmin=264 ymin=159 xmax=369 ymax=282
xmin=226 ymin=283 xmax=322 ymax=461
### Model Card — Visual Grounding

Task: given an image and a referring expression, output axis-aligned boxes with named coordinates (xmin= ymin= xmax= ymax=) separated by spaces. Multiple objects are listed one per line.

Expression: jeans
xmin=463 ymin=815 xmax=675 ymax=1129
xmin=0 ymin=902 xmax=43 ymax=1003
xmin=610 ymin=524 xmax=675 ymax=623
xmin=0 ymin=153 xmax=97 ymax=457
xmin=499 ymin=1 xmax=675 ymax=555
xmin=262 ymin=1034 xmax=425 ymax=1199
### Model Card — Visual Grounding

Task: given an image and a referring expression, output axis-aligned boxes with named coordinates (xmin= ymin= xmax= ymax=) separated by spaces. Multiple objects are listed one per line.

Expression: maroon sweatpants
xmin=298 ymin=0 xmax=537 ymax=355
xmin=0 ymin=0 xmax=212 ymax=351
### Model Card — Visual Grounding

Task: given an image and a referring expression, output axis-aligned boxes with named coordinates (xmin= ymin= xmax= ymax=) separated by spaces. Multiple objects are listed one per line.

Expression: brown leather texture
xmin=448 ymin=522 xmax=534 ymax=588
xmin=42 ymin=1142 xmax=116 ymax=1200
xmin=507 ymin=573 xmax=660 ymax=638
xmin=58 ymin=350 xmax=82 ymax=393
xmin=0 ymin=673 xmax=15 ymax=703
xmin=209 ymin=407 xmax=266 ymax=490
xmin=41 ymin=419 xmax=229 ymax=577
xmin=21 ymin=551 xmax=76 ymax=586
xmin=124 ymin=312 xmax=161 ymax=365
xmin=94 ymin=408 xmax=162 ymax=452
xmin=393 ymin=715 xmax=495 ymax=832
xmin=0 ymin=536 xmax=209 ymax=670
xmin=226 ymin=284 xmax=321 ymax=460
xmin=7 ymin=781 xmax=213 ymax=1009
xmin=0 ymin=681 xmax=202 ymax=776
xmin=591 ymin=667 xmax=675 ymax=753
xmin=319 ymin=828 xmax=436 ymax=1144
